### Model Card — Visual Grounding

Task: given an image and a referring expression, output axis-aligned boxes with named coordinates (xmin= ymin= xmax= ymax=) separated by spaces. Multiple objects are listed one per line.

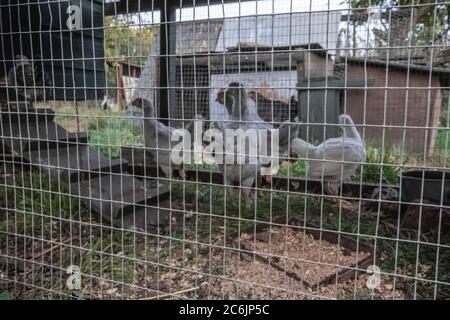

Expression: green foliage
xmin=436 ymin=128 xmax=450 ymax=154
xmin=55 ymin=105 xmax=143 ymax=159
xmin=0 ymin=168 xmax=84 ymax=243
xmin=0 ymin=167 xmax=149 ymax=299
xmin=441 ymin=91 xmax=450 ymax=127
xmin=88 ymin=113 xmax=143 ymax=158
xmin=350 ymin=0 xmax=449 ymax=58
xmin=434 ymin=96 xmax=450 ymax=163
xmin=104 ymin=14 xmax=158 ymax=90
xmin=357 ymin=144 xmax=406 ymax=184
xmin=277 ymin=159 xmax=307 ymax=177
xmin=0 ymin=292 xmax=13 ymax=300
xmin=104 ymin=15 xmax=157 ymax=64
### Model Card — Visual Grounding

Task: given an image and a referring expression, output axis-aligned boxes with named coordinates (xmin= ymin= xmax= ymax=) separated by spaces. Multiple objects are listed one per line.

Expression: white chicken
xmin=131 ymin=97 xmax=202 ymax=178
xmin=291 ymin=114 xmax=365 ymax=195
xmin=219 ymin=83 xmax=261 ymax=206
xmin=101 ymin=95 xmax=119 ymax=111
xmin=216 ymin=85 xmax=300 ymax=158
xmin=218 ymin=82 xmax=301 ymax=205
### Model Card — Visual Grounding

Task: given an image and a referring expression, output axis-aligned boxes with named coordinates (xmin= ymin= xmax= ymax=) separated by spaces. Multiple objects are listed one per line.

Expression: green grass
xmin=277 ymin=159 xmax=307 ymax=177
xmin=0 ymin=291 xmax=13 ymax=300
xmin=0 ymin=167 xmax=167 ymax=299
xmin=87 ymin=113 xmax=143 ymax=158
xmin=356 ymin=144 xmax=406 ymax=185
xmin=54 ymin=106 xmax=143 ymax=159
xmin=436 ymin=128 xmax=450 ymax=154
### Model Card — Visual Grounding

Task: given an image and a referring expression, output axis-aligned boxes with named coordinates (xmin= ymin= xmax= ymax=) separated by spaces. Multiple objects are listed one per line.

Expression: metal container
xmin=400 ymin=170 xmax=450 ymax=211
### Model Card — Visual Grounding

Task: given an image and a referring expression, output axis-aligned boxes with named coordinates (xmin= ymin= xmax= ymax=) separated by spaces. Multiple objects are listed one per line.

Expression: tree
xmin=349 ymin=0 xmax=449 ymax=65
xmin=104 ymin=14 xmax=159 ymax=95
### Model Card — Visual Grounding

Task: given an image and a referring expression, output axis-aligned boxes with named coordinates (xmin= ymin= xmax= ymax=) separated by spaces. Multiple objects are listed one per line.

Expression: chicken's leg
xmin=178 ymin=166 xmax=187 ymax=180
xmin=224 ymin=176 xmax=236 ymax=203
xmin=325 ymin=181 xmax=340 ymax=196
xmin=241 ymin=176 xmax=256 ymax=208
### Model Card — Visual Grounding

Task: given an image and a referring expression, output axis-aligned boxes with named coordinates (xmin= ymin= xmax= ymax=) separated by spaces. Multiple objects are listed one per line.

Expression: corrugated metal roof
xmin=215 ymin=11 xmax=341 ymax=52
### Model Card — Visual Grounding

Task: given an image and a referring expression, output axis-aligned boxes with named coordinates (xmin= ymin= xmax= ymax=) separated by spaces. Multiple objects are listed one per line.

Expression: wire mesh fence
xmin=0 ymin=0 xmax=449 ymax=300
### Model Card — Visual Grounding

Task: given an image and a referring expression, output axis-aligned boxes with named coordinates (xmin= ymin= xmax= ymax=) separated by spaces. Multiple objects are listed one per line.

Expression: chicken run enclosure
xmin=0 ymin=0 xmax=450 ymax=300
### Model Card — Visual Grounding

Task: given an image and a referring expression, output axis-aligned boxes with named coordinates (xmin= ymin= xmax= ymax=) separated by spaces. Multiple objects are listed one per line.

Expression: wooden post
xmin=159 ymin=2 xmax=176 ymax=124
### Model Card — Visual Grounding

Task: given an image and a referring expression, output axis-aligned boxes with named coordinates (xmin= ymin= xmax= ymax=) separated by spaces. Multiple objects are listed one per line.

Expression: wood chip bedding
xmin=237 ymin=226 xmax=371 ymax=286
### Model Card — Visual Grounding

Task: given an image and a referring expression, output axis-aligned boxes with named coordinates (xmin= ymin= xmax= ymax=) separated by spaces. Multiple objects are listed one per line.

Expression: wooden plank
xmin=0 ymin=106 xmax=55 ymax=124
xmin=71 ymin=175 xmax=169 ymax=221
xmin=1 ymin=122 xmax=73 ymax=152
xmin=118 ymin=198 xmax=176 ymax=230
xmin=27 ymin=145 xmax=127 ymax=184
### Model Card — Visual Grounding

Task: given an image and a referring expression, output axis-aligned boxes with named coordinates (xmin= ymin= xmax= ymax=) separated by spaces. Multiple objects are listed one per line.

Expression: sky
xmin=177 ymin=0 xmax=347 ymax=21
xmin=129 ymin=0 xmax=349 ymax=24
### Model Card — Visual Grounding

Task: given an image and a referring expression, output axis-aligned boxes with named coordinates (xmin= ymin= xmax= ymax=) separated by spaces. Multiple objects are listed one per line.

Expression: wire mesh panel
xmin=0 ymin=0 xmax=449 ymax=300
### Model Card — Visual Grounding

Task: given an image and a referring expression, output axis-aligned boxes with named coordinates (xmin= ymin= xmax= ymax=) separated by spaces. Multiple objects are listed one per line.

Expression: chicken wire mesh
xmin=0 ymin=0 xmax=449 ymax=300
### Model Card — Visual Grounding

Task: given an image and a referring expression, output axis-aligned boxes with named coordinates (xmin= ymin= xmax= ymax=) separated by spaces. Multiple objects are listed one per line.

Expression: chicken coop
xmin=1 ymin=0 xmax=450 ymax=301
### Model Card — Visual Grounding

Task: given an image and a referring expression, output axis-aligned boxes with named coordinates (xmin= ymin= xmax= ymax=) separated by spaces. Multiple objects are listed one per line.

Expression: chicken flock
xmin=2 ymin=53 xmax=365 ymax=202
xmin=129 ymin=82 xmax=365 ymax=203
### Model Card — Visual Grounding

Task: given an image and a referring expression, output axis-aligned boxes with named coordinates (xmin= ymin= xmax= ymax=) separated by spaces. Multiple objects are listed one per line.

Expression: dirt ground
xmin=147 ymin=227 xmax=405 ymax=300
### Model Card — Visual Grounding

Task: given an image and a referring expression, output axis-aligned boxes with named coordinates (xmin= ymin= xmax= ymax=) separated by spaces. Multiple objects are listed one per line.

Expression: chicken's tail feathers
xmin=291 ymin=137 xmax=316 ymax=159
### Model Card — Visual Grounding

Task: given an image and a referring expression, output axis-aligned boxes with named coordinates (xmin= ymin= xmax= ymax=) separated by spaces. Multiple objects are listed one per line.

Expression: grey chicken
xmin=7 ymin=55 xmax=52 ymax=104
xmin=219 ymin=83 xmax=262 ymax=206
xmin=131 ymin=97 xmax=202 ymax=178
xmin=216 ymin=85 xmax=300 ymax=159
xmin=291 ymin=114 xmax=366 ymax=194
xmin=216 ymin=86 xmax=270 ymax=129
xmin=102 ymin=95 xmax=119 ymax=111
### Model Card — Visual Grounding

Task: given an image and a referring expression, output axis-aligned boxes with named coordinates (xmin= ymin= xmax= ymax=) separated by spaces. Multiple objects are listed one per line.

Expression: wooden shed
xmin=338 ymin=57 xmax=450 ymax=154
